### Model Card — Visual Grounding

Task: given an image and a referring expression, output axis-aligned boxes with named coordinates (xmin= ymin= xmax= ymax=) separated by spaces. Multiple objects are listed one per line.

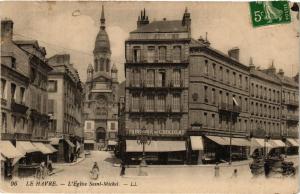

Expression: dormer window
xmin=133 ymin=47 xmax=141 ymax=62
xmin=11 ymin=57 xmax=16 ymax=69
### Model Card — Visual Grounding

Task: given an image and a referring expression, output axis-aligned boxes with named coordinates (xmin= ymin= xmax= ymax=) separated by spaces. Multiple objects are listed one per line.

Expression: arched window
xmin=106 ymin=59 xmax=110 ymax=72
xmin=100 ymin=58 xmax=104 ymax=71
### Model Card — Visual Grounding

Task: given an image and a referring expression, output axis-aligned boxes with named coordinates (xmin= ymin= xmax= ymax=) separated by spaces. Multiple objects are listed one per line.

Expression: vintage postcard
xmin=0 ymin=1 xmax=299 ymax=193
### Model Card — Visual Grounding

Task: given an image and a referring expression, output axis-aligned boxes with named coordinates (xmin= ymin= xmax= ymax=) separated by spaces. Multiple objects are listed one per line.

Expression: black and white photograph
xmin=0 ymin=1 xmax=299 ymax=193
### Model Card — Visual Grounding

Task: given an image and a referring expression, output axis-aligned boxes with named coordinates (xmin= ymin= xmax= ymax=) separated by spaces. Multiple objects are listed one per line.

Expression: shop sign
xmin=127 ymin=129 xmax=185 ymax=136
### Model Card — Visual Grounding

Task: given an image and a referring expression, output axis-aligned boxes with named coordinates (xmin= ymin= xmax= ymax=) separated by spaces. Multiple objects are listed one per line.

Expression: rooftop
xmin=131 ymin=20 xmax=188 ymax=33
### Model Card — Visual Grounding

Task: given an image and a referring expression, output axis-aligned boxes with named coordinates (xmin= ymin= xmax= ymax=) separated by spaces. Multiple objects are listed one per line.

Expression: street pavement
xmin=1 ymin=151 xmax=298 ymax=194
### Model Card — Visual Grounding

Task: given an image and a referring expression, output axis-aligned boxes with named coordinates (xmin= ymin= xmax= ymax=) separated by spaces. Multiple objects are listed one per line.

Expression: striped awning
xmin=0 ymin=141 xmax=24 ymax=159
xmin=49 ymin=137 xmax=62 ymax=145
xmin=269 ymin=140 xmax=286 ymax=147
xmin=190 ymin=136 xmax=204 ymax=150
xmin=16 ymin=141 xmax=39 ymax=155
xmin=286 ymin=138 xmax=299 ymax=146
xmin=206 ymin=136 xmax=230 ymax=145
xmin=44 ymin=144 xmax=58 ymax=152
xmin=32 ymin=143 xmax=53 ymax=154
xmin=251 ymin=138 xmax=274 ymax=148
xmin=126 ymin=140 xmax=186 ymax=152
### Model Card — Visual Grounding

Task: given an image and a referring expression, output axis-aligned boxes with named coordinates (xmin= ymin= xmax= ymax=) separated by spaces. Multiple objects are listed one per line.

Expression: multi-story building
xmin=47 ymin=54 xmax=84 ymax=162
xmin=1 ymin=19 xmax=54 ymax=179
xmin=122 ymin=9 xmax=191 ymax=163
xmin=189 ymin=40 xmax=250 ymax=163
xmin=83 ymin=6 xmax=119 ymax=150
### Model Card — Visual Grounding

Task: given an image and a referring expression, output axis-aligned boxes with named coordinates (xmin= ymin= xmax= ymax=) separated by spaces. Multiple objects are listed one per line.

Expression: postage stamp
xmin=249 ymin=1 xmax=291 ymax=27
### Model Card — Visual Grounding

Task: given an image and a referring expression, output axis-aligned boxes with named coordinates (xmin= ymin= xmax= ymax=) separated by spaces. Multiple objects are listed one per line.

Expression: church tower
xmin=93 ymin=5 xmax=111 ymax=75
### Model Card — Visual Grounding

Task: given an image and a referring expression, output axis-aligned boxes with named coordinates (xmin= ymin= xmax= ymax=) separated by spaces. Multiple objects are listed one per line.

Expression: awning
xmin=190 ymin=136 xmax=204 ymax=150
xmin=65 ymin=139 xmax=75 ymax=148
xmin=251 ymin=138 xmax=273 ymax=148
xmin=269 ymin=139 xmax=286 ymax=147
xmin=16 ymin=141 xmax=39 ymax=155
xmin=108 ymin=140 xmax=117 ymax=146
xmin=49 ymin=138 xmax=62 ymax=145
xmin=0 ymin=141 xmax=24 ymax=159
xmin=44 ymin=144 xmax=58 ymax=152
xmin=231 ymin=138 xmax=251 ymax=147
xmin=32 ymin=143 xmax=53 ymax=154
xmin=84 ymin=140 xmax=96 ymax=144
xmin=126 ymin=140 xmax=186 ymax=152
xmin=286 ymin=138 xmax=299 ymax=146
xmin=206 ymin=136 xmax=230 ymax=145
xmin=0 ymin=154 xmax=5 ymax=161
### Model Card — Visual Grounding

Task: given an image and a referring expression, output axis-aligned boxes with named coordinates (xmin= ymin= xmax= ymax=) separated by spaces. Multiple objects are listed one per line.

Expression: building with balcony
xmin=1 ymin=19 xmax=54 ymax=179
xmin=189 ymin=39 xmax=251 ymax=164
xmin=121 ymin=8 xmax=191 ymax=164
xmin=47 ymin=54 xmax=84 ymax=162
xmin=83 ymin=6 xmax=119 ymax=150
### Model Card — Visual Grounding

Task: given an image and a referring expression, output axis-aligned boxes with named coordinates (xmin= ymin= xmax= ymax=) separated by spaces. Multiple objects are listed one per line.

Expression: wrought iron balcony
xmin=11 ymin=99 xmax=28 ymax=114
xmin=286 ymin=114 xmax=299 ymax=122
xmin=285 ymin=100 xmax=299 ymax=107
xmin=218 ymin=103 xmax=241 ymax=114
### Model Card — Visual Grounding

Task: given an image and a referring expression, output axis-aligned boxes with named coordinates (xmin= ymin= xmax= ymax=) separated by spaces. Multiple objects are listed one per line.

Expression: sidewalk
xmin=52 ymin=156 xmax=85 ymax=167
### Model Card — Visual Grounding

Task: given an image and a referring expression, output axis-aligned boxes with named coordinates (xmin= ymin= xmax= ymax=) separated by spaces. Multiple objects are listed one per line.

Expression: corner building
xmin=122 ymin=9 xmax=191 ymax=164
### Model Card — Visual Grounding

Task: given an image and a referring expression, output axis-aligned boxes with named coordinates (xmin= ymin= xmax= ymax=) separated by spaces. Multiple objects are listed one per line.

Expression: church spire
xmin=100 ymin=5 xmax=105 ymax=30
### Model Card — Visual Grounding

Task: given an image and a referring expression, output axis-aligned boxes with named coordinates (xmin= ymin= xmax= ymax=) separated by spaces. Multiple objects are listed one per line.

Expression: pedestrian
xmin=120 ymin=161 xmax=126 ymax=177
xmin=264 ymin=160 xmax=270 ymax=178
xmin=231 ymin=169 xmax=238 ymax=178
xmin=214 ymin=162 xmax=219 ymax=177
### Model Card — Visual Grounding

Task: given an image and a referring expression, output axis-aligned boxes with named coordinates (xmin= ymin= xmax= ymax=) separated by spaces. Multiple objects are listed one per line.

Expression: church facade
xmin=83 ymin=6 xmax=119 ymax=150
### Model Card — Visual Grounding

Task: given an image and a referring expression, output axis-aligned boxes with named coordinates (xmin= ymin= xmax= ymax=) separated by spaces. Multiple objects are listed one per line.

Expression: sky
xmin=0 ymin=1 xmax=299 ymax=82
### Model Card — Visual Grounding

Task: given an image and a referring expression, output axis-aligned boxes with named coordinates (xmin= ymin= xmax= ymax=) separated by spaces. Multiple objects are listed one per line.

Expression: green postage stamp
xmin=249 ymin=1 xmax=291 ymax=27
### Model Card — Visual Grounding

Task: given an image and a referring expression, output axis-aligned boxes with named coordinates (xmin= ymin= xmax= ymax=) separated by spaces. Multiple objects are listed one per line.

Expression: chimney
xmin=137 ymin=8 xmax=149 ymax=28
xmin=1 ymin=19 xmax=14 ymax=41
xmin=228 ymin=47 xmax=240 ymax=61
xmin=294 ymin=73 xmax=299 ymax=83
xmin=249 ymin=57 xmax=255 ymax=71
xmin=278 ymin=69 xmax=284 ymax=76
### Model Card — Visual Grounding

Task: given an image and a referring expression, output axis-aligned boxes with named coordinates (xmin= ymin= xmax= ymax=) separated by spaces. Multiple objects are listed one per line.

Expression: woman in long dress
xmin=262 ymin=2 xmax=283 ymax=23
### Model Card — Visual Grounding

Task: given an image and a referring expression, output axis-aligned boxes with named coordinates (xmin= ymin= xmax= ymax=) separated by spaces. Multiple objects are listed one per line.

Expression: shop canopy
xmin=231 ymin=138 xmax=251 ymax=147
xmin=49 ymin=137 xmax=62 ymax=145
xmin=0 ymin=141 xmax=24 ymax=159
xmin=207 ymin=136 xmax=250 ymax=147
xmin=251 ymin=138 xmax=274 ymax=148
xmin=108 ymin=140 xmax=117 ymax=146
xmin=16 ymin=141 xmax=40 ymax=155
xmin=269 ymin=140 xmax=286 ymax=147
xmin=126 ymin=140 xmax=186 ymax=152
xmin=44 ymin=144 xmax=58 ymax=152
xmin=190 ymin=136 xmax=204 ymax=150
xmin=32 ymin=142 xmax=53 ymax=154
xmin=206 ymin=136 xmax=230 ymax=145
xmin=84 ymin=140 xmax=96 ymax=144
xmin=286 ymin=138 xmax=299 ymax=146
xmin=65 ymin=139 xmax=75 ymax=148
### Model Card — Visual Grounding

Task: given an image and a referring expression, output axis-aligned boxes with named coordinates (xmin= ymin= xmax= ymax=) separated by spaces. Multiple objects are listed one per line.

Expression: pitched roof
xmin=274 ymin=74 xmax=298 ymax=87
xmin=250 ymin=69 xmax=281 ymax=84
xmin=131 ymin=20 xmax=188 ymax=33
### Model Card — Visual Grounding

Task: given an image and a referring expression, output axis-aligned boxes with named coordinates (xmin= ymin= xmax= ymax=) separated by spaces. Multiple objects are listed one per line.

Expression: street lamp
xmin=136 ymin=127 xmax=151 ymax=167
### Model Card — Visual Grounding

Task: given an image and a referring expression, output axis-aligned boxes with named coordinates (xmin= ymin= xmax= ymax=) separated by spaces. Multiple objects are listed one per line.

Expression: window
xmin=132 ymin=119 xmax=140 ymax=130
xmin=158 ymin=119 xmax=166 ymax=130
xmin=131 ymin=94 xmax=139 ymax=111
xmin=219 ymin=91 xmax=223 ymax=105
xmin=173 ymin=46 xmax=181 ymax=62
xmin=239 ymin=74 xmax=242 ymax=87
xmin=239 ymin=96 xmax=242 ymax=110
xmin=1 ymin=79 xmax=6 ymax=99
xmin=11 ymin=83 xmax=16 ymax=101
xmin=219 ymin=114 xmax=222 ymax=129
xmin=47 ymin=80 xmax=57 ymax=92
xmin=255 ymin=85 xmax=258 ymax=97
xmin=11 ymin=57 xmax=16 ymax=69
xmin=158 ymin=70 xmax=166 ymax=87
xmin=204 ymin=86 xmax=208 ymax=103
xmin=245 ymin=77 xmax=248 ymax=90
xmin=133 ymin=47 xmax=141 ymax=62
xmin=111 ymin=123 xmax=116 ymax=131
xmin=212 ymin=88 xmax=215 ymax=104
xmin=157 ymin=95 xmax=166 ymax=112
xmin=30 ymin=67 xmax=36 ymax=83
xmin=173 ymin=69 xmax=181 ymax=87
xmin=1 ymin=112 xmax=7 ymax=133
xmin=133 ymin=69 xmax=140 ymax=87
xmin=219 ymin=67 xmax=223 ymax=81
xmin=146 ymin=119 xmax=154 ymax=131
xmin=233 ymin=72 xmax=236 ymax=85
xmin=245 ymin=98 xmax=248 ymax=111
xmin=146 ymin=95 xmax=154 ymax=111
xmin=12 ymin=115 xmax=16 ymax=131
xmin=212 ymin=63 xmax=216 ymax=77
xmin=226 ymin=69 xmax=229 ymax=83
xmin=106 ymin=60 xmax=109 ymax=72
xmin=172 ymin=94 xmax=180 ymax=112
xmin=48 ymin=99 xmax=55 ymax=114
xmin=100 ymin=58 xmax=104 ymax=71
xmin=172 ymin=119 xmax=180 ymax=130
xmin=212 ymin=114 xmax=215 ymax=128
xmin=159 ymin=46 xmax=166 ymax=62
xmin=146 ymin=69 xmax=155 ymax=87
xmin=94 ymin=59 xmax=98 ymax=71
xmin=226 ymin=93 xmax=229 ymax=104
xmin=203 ymin=112 xmax=208 ymax=126
xmin=204 ymin=60 xmax=208 ymax=75
xmin=147 ymin=46 xmax=155 ymax=62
